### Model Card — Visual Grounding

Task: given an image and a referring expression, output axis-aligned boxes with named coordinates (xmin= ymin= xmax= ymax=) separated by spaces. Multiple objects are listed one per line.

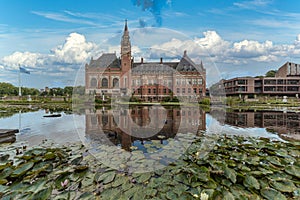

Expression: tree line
xmin=0 ymin=82 xmax=84 ymax=97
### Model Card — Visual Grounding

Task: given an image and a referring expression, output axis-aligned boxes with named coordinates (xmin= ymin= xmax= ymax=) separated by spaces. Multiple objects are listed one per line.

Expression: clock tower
xmin=120 ymin=20 xmax=132 ymax=94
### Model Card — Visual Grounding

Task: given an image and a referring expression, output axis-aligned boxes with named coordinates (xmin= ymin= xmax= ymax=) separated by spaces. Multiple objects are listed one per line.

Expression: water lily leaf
xmin=11 ymin=161 xmax=34 ymax=177
xmin=270 ymin=180 xmax=297 ymax=193
xmin=78 ymin=192 xmax=94 ymax=200
xmin=0 ymin=154 xmax=9 ymax=162
xmin=112 ymin=175 xmax=128 ymax=188
xmin=27 ymin=179 xmax=47 ymax=193
xmin=0 ymin=184 xmax=8 ymax=194
xmin=30 ymin=187 xmax=52 ymax=200
xmin=0 ymin=162 xmax=11 ymax=171
xmin=81 ymin=175 xmax=94 ymax=188
xmin=145 ymin=188 xmax=157 ymax=197
xmin=203 ymin=179 xmax=217 ymax=189
xmin=44 ymin=152 xmax=56 ymax=160
xmin=266 ymin=157 xmax=284 ymax=167
xmin=224 ymin=167 xmax=237 ymax=183
xmin=102 ymin=171 xmax=116 ymax=185
xmin=166 ymin=191 xmax=177 ymax=200
xmin=137 ymin=173 xmax=152 ymax=183
xmin=0 ymin=167 xmax=13 ymax=180
xmin=30 ymin=148 xmax=47 ymax=156
xmin=243 ymin=175 xmax=260 ymax=190
xmin=223 ymin=190 xmax=235 ymax=200
xmin=70 ymin=156 xmax=83 ymax=165
xmin=261 ymin=188 xmax=287 ymax=200
xmin=0 ymin=179 xmax=7 ymax=185
xmin=285 ymin=165 xmax=300 ymax=178
xmin=74 ymin=165 xmax=88 ymax=171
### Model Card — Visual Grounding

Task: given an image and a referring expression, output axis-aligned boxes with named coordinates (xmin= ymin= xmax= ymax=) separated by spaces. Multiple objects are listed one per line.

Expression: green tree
xmin=63 ymin=86 xmax=73 ymax=96
xmin=265 ymin=70 xmax=277 ymax=77
xmin=0 ymin=82 xmax=18 ymax=96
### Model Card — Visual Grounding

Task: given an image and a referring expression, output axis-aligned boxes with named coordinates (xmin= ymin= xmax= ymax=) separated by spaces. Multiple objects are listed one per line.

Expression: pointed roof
xmin=176 ymin=50 xmax=201 ymax=72
xmin=124 ymin=19 xmax=128 ymax=31
xmin=88 ymin=53 xmax=120 ymax=68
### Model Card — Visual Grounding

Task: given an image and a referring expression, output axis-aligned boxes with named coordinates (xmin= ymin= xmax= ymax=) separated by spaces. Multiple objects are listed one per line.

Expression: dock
xmin=0 ymin=129 xmax=18 ymax=144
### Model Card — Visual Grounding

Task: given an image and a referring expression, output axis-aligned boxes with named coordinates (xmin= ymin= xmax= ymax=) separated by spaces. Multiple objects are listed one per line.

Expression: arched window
xmin=90 ymin=78 xmax=97 ymax=88
xmin=102 ymin=78 xmax=108 ymax=88
xmin=113 ymin=78 xmax=119 ymax=88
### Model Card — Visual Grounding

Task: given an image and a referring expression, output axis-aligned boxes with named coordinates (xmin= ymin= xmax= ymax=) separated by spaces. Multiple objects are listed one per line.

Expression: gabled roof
xmin=176 ymin=51 xmax=204 ymax=72
xmin=132 ymin=63 xmax=175 ymax=74
xmin=88 ymin=53 xmax=121 ymax=68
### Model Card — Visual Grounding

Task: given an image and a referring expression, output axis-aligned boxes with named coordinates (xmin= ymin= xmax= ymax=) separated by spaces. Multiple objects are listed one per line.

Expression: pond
xmin=0 ymin=105 xmax=297 ymax=148
xmin=0 ymin=105 xmax=300 ymax=198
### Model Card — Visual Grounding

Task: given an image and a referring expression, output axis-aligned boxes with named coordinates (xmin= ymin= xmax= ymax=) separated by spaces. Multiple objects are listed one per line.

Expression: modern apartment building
xmin=223 ymin=62 xmax=300 ymax=97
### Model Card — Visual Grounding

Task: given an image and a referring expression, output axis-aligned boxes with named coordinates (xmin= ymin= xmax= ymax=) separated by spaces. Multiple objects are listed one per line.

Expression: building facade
xmin=222 ymin=62 xmax=300 ymax=97
xmin=85 ymin=21 xmax=206 ymax=102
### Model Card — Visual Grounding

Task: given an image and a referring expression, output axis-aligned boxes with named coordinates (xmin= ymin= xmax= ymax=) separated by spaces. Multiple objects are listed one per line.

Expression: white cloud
xmin=31 ymin=11 xmax=96 ymax=26
xmin=2 ymin=51 xmax=44 ymax=70
xmin=51 ymin=33 xmax=98 ymax=64
xmin=233 ymin=0 xmax=271 ymax=9
xmin=1 ymin=32 xmax=99 ymax=76
xmin=146 ymin=31 xmax=300 ymax=64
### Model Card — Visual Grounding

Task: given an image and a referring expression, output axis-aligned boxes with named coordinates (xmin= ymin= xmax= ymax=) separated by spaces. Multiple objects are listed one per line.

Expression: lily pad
xmin=270 ymin=180 xmax=297 ymax=193
xmin=243 ymin=175 xmax=260 ymax=190
xmin=137 ymin=173 xmax=152 ymax=183
xmin=30 ymin=187 xmax=52 ymax=200
xmin=224 ymin=167 xmax=237 ymax=183
xmin=11 ymin=162 xmax=34 ymax=177
xmin=261 ymin=188 xmax=287 ymax=200
xmin=285 ymin=165 xmax=300 ymax=178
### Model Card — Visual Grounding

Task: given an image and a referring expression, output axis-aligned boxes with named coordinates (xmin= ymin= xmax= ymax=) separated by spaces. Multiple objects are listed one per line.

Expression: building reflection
xmin=211 ymin=109 xmax=300 ymax=136
xmin=85 ymin=106 xmax=206 ymax=151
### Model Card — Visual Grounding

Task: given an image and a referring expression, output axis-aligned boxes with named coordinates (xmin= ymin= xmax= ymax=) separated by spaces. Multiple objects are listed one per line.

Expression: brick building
xmin=85 ymin=21 xmax=206 ymax=102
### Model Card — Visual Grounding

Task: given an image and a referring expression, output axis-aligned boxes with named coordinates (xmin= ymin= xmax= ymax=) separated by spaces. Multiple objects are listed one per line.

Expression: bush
xmin=199 ymin=98 xmax=210 ymax=105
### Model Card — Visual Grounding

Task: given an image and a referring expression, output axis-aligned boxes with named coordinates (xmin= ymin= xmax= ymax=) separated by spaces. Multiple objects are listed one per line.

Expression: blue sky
xmin=1 ymin=0 xmax=300 ymax=88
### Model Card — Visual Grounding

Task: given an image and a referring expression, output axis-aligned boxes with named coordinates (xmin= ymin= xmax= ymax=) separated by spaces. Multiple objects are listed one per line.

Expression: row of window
xmin=226 ymin=86 xmax=300 ymax=92
xmin=133 ymin=88 xmax=203 ymax=94
xmin=90 ymin=78 xmax=119 ymax=88
xmin=131 ymin=79 xmax=203 ymax=86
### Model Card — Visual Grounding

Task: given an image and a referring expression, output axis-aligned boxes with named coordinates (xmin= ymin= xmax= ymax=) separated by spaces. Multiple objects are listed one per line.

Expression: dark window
xmin=194 ymin=88 xmax=197 ymax=93
xmin=102 ymin=78 xmax=108 ymax=88
xmin=148 ymin=88 xmax=151 ymax=94
xmin=177 ymin=88 xmax=180 ymax=94
xmin=153 ymin=89 xmax=156 ymax=94
xmin=237 ymin=80 xmax=246 ymax=84
xmin=90 ymin=78 xmax=97 ymax=88
xmin=182 ymin=88 xmax=185 ymax=93
xmin=188 ymin=88 xmax=191 ymax=93
xmin=113 ymin=78 xmax=119 ymax=87
xmin=163 ymin=88 xmax=167 ymax=94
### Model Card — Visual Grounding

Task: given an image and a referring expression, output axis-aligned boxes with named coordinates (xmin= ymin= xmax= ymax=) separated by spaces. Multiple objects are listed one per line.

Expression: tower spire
xmin=124 ymin=19 xmax=128 ymax=31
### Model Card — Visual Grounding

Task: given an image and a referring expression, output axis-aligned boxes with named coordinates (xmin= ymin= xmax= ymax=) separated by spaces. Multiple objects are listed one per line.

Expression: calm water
xmin=0 ymin=105 xmax=298 ymax=148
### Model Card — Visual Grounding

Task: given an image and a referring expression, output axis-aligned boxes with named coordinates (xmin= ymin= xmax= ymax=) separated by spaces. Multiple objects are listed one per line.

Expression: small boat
xmin=43 ymin=114 xmax=62 ymax=118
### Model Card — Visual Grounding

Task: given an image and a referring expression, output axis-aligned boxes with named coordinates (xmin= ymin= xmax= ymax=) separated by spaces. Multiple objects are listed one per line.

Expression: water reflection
xmin=85 ymin=106 xmax=206 ymax=151
xmin=210 ymin=109 xmax=300 ymax=140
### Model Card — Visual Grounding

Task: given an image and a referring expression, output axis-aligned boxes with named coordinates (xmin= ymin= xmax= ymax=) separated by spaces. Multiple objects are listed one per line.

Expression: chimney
xmin=160 ymin=57 xmax=163 ymax=64
xmin=141 ymin=57 xmax=144 ymax=64
xmin=184 ymin=50 xmax=187 ymax=57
